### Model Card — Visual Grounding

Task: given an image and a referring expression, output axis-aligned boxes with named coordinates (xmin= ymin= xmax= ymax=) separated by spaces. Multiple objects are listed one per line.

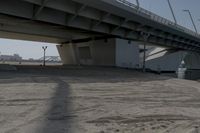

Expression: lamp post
xmin=136 ymin=0 xmax=140 ymax=8
xmin=198 ymin=19 xmax=200 ymax=31
xmin=42 ymin=46 xmax=48 ymax=66
xmin=141 ymin=32 xmax=150 ymax=73
xmin=167 ymin=0 xmax=177 ymax=24
xmin=183 ymin=9 xmax=198 ymax=33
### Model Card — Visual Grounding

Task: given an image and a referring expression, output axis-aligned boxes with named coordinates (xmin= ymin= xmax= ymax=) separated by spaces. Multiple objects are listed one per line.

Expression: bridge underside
xmin=0 ymin=0 xmax=200 ymax=78
xmin=0 ymin=14 xmax=103 ymax=43
xmin=0 ymin=0 xmax=199 ymax=52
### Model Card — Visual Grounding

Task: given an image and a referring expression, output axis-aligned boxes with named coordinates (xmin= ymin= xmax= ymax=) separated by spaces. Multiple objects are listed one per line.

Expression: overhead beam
xmin=33 ymin=0 xmax=50 ymax=19
xmin=110 ymin=18 xmax=129 ymax=33
xmin=61 ymin=35 xmax=116 ymax=44
xmin=67 ymin=4 xmax=87 ymax=24
xmin=91 ymin=12 xmax=111 ymax=29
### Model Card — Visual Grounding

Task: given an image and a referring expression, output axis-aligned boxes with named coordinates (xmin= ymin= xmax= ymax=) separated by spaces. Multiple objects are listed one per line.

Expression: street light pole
xmin=141 ymin=32 xmax=150 ymax=73
xmin=183 ymin=9 xmax=198 ymax=33
xmin=167 ymin=0 xmax=177 ymax=24
xmin=42 ymin=46 xmax=48 ymax=66
xmin=136 ymin=0 xmax=140 ymax=8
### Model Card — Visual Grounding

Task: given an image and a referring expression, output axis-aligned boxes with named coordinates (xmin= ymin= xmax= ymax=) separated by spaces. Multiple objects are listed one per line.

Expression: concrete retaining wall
xmin=57 ymin=38 xmax=139 ymax=68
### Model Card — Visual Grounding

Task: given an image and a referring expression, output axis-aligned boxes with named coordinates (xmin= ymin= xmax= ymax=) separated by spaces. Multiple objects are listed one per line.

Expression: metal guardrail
xmin=117 ymin=0 xmax=200 ymax=38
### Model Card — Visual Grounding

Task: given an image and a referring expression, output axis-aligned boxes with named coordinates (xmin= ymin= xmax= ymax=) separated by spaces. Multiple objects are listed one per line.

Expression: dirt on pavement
xmin=0 ymin=66 xmax=200 ymax=133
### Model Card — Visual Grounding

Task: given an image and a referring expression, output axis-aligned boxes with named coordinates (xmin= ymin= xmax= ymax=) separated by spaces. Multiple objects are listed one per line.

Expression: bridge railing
xmin=117 ymin=0 xmax=200 ymax=38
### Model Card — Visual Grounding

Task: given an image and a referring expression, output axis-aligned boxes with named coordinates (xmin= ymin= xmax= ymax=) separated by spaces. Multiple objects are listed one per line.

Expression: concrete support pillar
xmin=184 ymin=52 xmax=200 ymax=69
xmin=115 ymin=39 xmax=140 ymax=68
xmin=57 ymin=39 xmax=116 ymax=66
xmin=57 ymin=38 xmax=140 ymax=68
xmin=183 ymin=52 xmax=200 ymax=79
xmin=57 ymin=43 xmax=78 ymax=65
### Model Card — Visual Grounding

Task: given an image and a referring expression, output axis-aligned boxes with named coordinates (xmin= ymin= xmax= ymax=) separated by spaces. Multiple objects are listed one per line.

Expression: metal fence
xmin=117 ymin=0 xmax=200 ymax=38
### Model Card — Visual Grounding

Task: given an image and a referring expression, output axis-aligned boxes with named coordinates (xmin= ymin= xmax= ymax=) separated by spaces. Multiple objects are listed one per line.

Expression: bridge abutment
xmin=144 ymin=47 xmax=187 ymax=72
xmin=144 ymin=47 xmax=200 ymax=79
xmin=57 ymin=43 xmax=78 ymax=65
xmin=184 ymin=52 xmax=200 ymax=79
xmin=57 ymin=38 xmax=200 ymax=79
xmin=57 ymin=38 xmax=140 ymax=68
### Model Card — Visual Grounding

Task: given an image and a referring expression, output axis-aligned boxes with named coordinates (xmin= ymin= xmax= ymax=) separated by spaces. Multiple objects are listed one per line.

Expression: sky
xmin=0 ymin=38 xmax=59 ymax=59
xmin=0 ymin=0 xmax=200 ymax=59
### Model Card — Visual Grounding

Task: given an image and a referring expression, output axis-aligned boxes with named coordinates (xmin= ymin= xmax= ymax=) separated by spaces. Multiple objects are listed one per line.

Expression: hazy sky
xmin=0 ymin=0 xmax=200 ymax=59
xmin=0 ymin=38 xmax=59 ymax=59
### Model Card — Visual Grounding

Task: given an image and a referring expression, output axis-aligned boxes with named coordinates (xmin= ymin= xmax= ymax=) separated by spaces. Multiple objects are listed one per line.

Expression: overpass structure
xmin=0 ymin=0 xmax=200 ymax=74
xmin=0 ymin=0 xmax=199 ymax=50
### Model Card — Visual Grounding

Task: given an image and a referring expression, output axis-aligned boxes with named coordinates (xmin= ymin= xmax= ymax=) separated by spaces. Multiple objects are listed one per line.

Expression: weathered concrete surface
xmin=0 ymin=64 xmax=17 ymax=71
xmin=0 ymin=67 xmax=200 ymax=133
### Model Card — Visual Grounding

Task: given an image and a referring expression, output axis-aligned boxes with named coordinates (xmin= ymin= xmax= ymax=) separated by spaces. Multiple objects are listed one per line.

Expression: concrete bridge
xmin=0 ymin=0 xmax=200 ymax=75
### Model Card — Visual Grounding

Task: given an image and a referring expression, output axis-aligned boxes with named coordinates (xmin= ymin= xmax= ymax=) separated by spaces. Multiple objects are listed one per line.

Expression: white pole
xmin=183 ymin=10 xmax=198 ymax=33
xmin=167 ymin=0 xmax=177 ymax=24
xmin=136 ymin=0 xmax=140 ymax=8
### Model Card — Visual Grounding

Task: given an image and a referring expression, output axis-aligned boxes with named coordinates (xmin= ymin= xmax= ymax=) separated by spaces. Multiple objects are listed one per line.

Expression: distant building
xmin=0 ymin=54 xmax=22 ymax=61
xmin=38 ymin=56 xmax=61 ymax=62
xmin=28 ymin=58 xmax=34 ymax=61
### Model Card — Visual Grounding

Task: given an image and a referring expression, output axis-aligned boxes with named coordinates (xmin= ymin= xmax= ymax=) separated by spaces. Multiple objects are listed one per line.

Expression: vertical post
xmin=167 ymin=0 xmax=177 ymax=24
xmin=143 ymin=42 xmax=146 ymax=72
xmin=42 ymin=46 xmax=48 ymax=66
xmin=188 ymin=10 xmax=198 ymax=33
xmin=198 ymin=19 xmax=200 ymax=33
xmin=183 ymin=10 xmax=198 ymax=33
xmin=141 ymin=32 xmax=150 ymax=72
xmin=136 ymin=0 xmax=140 ymax=8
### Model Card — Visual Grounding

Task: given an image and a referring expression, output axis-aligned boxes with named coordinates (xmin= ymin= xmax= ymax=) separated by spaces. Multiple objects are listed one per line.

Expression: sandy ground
xmin=0 ymin=66 xmax=200 ymax=133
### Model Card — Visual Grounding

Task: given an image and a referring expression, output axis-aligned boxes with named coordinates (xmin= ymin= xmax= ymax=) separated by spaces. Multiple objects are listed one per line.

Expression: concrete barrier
xmin=0 ymin=64 xmax=17 ymax=71
xmin=185 ymin=69 xmax=200 ymax=80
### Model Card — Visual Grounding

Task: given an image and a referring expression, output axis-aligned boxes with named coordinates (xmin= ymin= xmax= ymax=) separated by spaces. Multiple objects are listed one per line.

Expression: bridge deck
xmin=0 ymin=0 xmax=199 ymax=51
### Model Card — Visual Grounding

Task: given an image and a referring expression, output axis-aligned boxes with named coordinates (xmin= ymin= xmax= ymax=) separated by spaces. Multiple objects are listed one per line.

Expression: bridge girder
xmin=0 ymin=0 xmax=199 ymax=52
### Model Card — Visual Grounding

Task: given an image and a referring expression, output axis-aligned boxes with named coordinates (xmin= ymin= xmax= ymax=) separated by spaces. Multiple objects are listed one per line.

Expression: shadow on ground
xmin=36 ymin=78 xmax=74 ymax=133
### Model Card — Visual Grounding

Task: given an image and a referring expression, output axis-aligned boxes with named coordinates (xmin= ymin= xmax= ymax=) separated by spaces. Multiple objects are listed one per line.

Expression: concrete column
xmin=57 ymin=38 xmax=140 ymax=67
xmin=184 ymin=52 xmax=200 ymax=69
xmin=58 ymin=39 xmax=116 ymax=66
xmin=184 ymin=52 xmax=200 ymax=79
xmin=57 ymin=43 xmax=78 ymax=65
xmin=115 ymin=39 xmax=140 ymax=68
xmin=90 ymin=39 xmax=116 ymax=66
